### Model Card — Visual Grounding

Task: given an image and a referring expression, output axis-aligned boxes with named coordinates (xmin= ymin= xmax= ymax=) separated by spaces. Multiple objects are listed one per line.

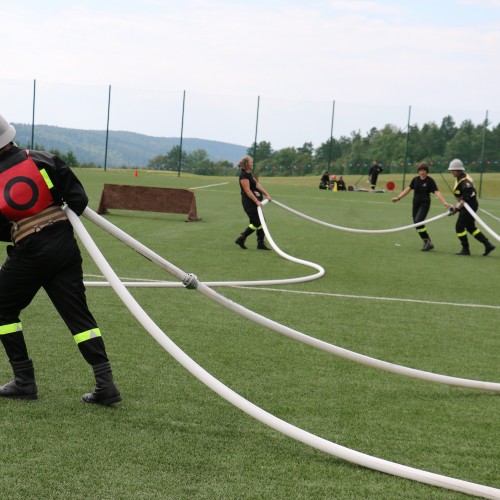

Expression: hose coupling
xmin=182 ymin=273 xmax=199 ymax=289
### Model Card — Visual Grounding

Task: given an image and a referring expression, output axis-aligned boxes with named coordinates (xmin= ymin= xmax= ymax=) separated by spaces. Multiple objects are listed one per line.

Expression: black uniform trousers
xmin=456 ymin=199 xmax=478 ymax=236
xmin=369 ymin=174 xmax=379 ymax=188
xmin=412 ymin=199 xmax=431 ymax=239
xmin=241 ymin=197 xmax=265 ymax=241
xmin=0 ymin=221 xmax=108 ymax=365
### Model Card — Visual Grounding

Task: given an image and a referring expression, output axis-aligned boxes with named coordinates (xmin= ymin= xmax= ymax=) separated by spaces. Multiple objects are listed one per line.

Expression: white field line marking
xmin=189 ymin=182 xmax=229 ymax=190
xmin=84 ymin=274 xmax=500 ymax=310
xmin=84 ymin=273 xmax=162 ymax=282
xmin=480 ymin=208 xmax=500 ymax=223
xmin=237 ymin=286 xmax=500 ymax=310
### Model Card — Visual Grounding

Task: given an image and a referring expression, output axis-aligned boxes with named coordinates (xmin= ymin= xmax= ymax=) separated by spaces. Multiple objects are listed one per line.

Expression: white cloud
xmin=1 ymin=0 xmax=500 ymax=148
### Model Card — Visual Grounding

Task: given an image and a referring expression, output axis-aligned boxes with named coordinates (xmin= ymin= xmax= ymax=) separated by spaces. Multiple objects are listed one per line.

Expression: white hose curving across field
xmin=82 ymin=204 xmax=500 ymax=393
xmin=66 ymin=205 xmax=500 ymax=499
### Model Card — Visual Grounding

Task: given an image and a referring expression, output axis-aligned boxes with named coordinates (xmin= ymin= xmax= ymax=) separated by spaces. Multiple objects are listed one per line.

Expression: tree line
xmin=250 ymin=115 xmax=500 ymax=176
xmin=146 ymin=146 xmax=233 ymax=175
xmin=19 ymin=114 xmax=500 ymax=177
xmin=148 ymin=115 xmax=500 ymax=177
xmin=16 ymin=142 xmax=104 ymax=170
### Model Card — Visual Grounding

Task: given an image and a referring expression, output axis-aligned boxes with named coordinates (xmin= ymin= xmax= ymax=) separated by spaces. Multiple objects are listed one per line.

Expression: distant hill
xmin=12 ymin=123 xmax=248 ymax=167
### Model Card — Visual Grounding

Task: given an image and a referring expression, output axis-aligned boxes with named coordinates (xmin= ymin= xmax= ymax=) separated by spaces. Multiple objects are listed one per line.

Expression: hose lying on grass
xmin=66 ymin=205 xmax=500 ymax=500
xmin=82 ymin=204 xmax=500 ymax=393
xmin=272 ymin=199 xmax=450 ymax=233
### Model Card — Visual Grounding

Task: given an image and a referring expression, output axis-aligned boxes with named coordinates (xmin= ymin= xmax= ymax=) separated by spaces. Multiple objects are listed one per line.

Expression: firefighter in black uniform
xmin=0 ymin=114 xmax=121 ymax=404
xmin=234 ymin=156 xmax=272 ymax=250
xmin=448 ymin=158 xmax=495 ymax=256
xmin=336 ymin=176 xmax=347 ymax=191
xmin=392 ymin=163 xmax=451 ymax=251
xmin=319 ymin=170 xmax=331 ymax=190
xmin=368 ymin=160 xmax=383 ymax=190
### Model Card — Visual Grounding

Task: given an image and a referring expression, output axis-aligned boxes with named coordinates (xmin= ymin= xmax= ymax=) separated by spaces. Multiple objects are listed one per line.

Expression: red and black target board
xmin=0 ymin=158 xmax=52 ymax=221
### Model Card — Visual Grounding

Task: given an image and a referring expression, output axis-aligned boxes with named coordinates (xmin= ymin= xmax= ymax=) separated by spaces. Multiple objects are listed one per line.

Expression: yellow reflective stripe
xmin=73 ymin=328 xmax=102 ymax=344
xmin=249 ymin=224 xmax=262 ymax=230
xmin=472 ymin=229 xmax=481 ymax=236
xmin=457 ymin=231 xmax=467 ymax=237
xmin=416 ymin=227 xmax=427 ymax=233
xmin=39 ymin=169 xmax=54 ymax=189
xmin=0 ymin=322 xmax=22 ymax=335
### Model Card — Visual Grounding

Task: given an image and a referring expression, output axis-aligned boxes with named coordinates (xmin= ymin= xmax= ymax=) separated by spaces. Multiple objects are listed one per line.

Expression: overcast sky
xmin=1 ymin=0 xmax=499 ymax=150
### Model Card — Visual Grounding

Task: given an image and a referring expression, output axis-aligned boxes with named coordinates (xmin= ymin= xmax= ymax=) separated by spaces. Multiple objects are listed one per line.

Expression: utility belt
xmin=11 ymin=205 xmax=68 ymax=244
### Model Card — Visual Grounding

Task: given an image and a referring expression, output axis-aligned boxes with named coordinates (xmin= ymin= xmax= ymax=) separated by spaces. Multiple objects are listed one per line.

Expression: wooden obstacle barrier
xmin=97 ymin=184 xmax=201 ymax=221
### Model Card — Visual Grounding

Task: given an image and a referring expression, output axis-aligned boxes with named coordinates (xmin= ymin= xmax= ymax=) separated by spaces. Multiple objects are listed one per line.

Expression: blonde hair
xmin=238 ymin=156 xmax=253 ymax=169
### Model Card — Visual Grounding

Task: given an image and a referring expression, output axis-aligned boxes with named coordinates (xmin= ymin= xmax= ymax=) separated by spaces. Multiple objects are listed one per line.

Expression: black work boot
xmin=235 ymin=234 xmax=247 ymax=249
xmin=421 ymin=239 xmax=434 ymax=251
xmin=483 ymin=242 xmax=496 ymax=256
xmin=257 ymin=241 xmax=271 ymax=251
xmin=473 ymin=232 xmax=495 ymax=256
xmin=81 ymin=362 xmax=121 ymax=405
xmin=0 ymin=359 xmax=38 ymax=400
xmin=456 ymin=247 xmax=471 ymax=256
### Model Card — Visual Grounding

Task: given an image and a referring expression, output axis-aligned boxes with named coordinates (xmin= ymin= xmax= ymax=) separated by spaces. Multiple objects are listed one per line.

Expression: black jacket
xmin=0 ymin=146 xmax=88 ymax=242
xmin=453 ymin=173 xmax=478 ymax=211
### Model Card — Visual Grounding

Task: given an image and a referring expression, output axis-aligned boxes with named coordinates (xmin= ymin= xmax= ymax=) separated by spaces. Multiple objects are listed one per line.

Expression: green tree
xmin=440 ymin=115 xmax=457 ymax=144
xmin=63 ymin=150 xmax=79 ymax=168
xmin=445 ymin=119 xmax=482 ymax=164
xmin=485 ymin=123 xmax=500 ymax=170
xmin=247 ymin=141 xmax=273 ymax=161
xmin=407 ymin=124 xmax=427 ymax=163
xmin=160 ymin=145 xmax=187 ymax=171
xmin=418 ymin=122 xmax=443 ymax=159
xmin=297 ymin=142 xmax=313 ymax=156
xmin=212 ymin=160 xmax=234 ymax=175
xmin=270 ymin=147 xmax=299 ymax=176
xmin=366 ymin=124 xmax=405 ymax=171
xmin=345 ymin=131 xmax=369 ymax=174
xmin=315 ymin=138 xmax=343 ymax=167
xmin=147 ymin=154 xmax=168 ymax=170
xmin=293 ymin=143 xmax=315 ymax=176
xmin=187 ymin=149 xmax=212 ymax=175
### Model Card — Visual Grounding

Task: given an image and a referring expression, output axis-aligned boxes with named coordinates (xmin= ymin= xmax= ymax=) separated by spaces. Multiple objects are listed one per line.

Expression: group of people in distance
xmin=235 ymin=154 xmax=495 ymax=257
xmin=319 ymin=171 xmax=346 ymax=191
xmin=392 ymin=160 xmax=495 ymax=256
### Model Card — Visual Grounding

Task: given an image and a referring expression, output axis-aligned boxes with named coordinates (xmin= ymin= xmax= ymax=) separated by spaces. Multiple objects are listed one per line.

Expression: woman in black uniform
xmin=392 ymin=163 xmax=451 ymax=251
xmin=234 ymin=156 xmax=272 ymax=250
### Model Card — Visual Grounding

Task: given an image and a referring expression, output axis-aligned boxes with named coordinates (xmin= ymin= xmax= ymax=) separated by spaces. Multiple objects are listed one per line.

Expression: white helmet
xmin=448 ymin=158 xmax=465 ymax=171
xmin=0 ymin=114 xmax=16 ymax=149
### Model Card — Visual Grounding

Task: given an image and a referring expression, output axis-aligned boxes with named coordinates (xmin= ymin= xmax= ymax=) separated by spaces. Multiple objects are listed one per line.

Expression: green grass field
xmin=1 ymin=169 xmax=499 ymax=499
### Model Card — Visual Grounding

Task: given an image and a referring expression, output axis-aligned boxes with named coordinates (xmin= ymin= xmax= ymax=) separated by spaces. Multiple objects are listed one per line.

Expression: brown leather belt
xmin=11 ymin=205 xmax=68 ymax=244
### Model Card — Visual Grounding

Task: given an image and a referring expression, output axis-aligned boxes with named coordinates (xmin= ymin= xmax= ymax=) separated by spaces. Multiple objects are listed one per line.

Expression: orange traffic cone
xmin=134 ymin=169 xmax=138 ymax=177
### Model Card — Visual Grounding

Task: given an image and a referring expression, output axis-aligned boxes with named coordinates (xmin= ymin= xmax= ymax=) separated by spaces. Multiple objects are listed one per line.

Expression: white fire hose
xmin=81 ymin=205 xmax=500 ymax=392
xmin=65 ymin=205 xmax=500 ymax=499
